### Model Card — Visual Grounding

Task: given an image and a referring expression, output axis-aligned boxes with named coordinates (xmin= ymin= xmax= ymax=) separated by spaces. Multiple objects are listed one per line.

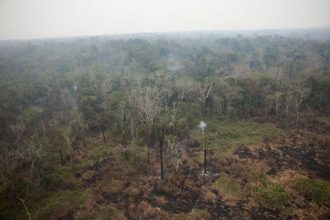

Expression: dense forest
xmin=0 ymin=32 xmax=329 ymax=219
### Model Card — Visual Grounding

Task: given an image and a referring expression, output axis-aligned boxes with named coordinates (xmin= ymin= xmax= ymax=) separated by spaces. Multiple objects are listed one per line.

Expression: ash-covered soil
xmin=67 ymin=116 xmax=330 ymax=219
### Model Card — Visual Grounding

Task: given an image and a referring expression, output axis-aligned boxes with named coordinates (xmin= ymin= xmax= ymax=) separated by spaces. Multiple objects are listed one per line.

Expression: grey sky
xmin=0 ymin=0 xmax=329 ymax=40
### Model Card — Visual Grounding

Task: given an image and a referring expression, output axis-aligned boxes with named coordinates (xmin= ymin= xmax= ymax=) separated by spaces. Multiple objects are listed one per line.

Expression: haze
xmin=0 ymin=0 xmax=330 ymax=40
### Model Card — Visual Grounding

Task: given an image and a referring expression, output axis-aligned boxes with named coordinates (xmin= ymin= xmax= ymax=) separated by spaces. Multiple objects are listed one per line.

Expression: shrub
xmin=250 ymin=178 xmax=288 ymax=210
xmin=293 ymin=178 xmax=330 ymax=206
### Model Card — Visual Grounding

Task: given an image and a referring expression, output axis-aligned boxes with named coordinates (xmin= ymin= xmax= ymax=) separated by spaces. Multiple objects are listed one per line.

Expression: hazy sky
xmin=0 ymin=0 xmax=329 ymax=40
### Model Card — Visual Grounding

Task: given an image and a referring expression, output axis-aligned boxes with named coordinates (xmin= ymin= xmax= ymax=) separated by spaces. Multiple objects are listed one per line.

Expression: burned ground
xmin=6 ymin=116 xmax=329 ymax=220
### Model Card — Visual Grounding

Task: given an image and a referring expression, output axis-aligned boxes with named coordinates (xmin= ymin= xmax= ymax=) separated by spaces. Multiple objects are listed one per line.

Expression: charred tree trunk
xmin=219 ymin=103 xmax=224 ymax=118
xmin=147 ymin=145 xmax=150 ymax=164
xmin=70 ymin=148 xmax=74 ymax=171
xmin=122 ymin=129 xmax=126 ymax=149
xmin=148 ymin=132 xmax=150 ymax=164
xmin=147 ymin=125 xmax=152 ymax=164
xmin=41 ymin=120 xmax=46 ymax=136
xmin=60 ymin=149 xmax=64 ymax=166
xmin=130 ymin=118 xmax=135 ymax=145
xmin=122 ymin=110 xmax=127 ymax=149
xmin=102 ymin=127 xmax=106 ymax=143
xmin=159 ymin=129 xmax=165 ymax=181
xmin=295 ymin=101 xmax=299 ymax=121
xmin=204 ymin=139 xmax=207 ymax=174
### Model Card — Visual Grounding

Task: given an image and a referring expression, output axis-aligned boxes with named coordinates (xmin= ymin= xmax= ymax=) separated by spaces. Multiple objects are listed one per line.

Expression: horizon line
xmin=1 ymin=25 xmax=330 ymax=42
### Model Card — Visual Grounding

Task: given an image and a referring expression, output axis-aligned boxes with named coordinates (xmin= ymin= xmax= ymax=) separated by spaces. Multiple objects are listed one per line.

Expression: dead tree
xmin=18 ymin=197 xmax=31 ymax=220
xmin=274 ymin=92 xmax=284 ymax=119
xmin=284 ymin=91 xmax=293 ymax=119
xmin=197 ymin=80 xmax=213 ymax=117
xmin=158 ymin=127 xmax=165 ymax=181
xmin=204 ymin=138 xmax=207 ymax=174
xmin=135 ymin=86 xmax=163 ymax=163
xmin=292 ymin=80 xmax=310 ymax=120
xmin=120 ymin=102 xmax=127 ymax=149
xmin=63 ymin=112 xmax=86 ymax=170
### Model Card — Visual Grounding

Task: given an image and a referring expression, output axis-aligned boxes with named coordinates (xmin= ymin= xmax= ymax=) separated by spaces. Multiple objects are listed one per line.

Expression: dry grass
xmin=212 ymin=174 xmax=243 ymax=202
xmin=191 ymin=119 xmax=282 ymax=160
xmin=168 ymin=209 xmax=212 ymax=220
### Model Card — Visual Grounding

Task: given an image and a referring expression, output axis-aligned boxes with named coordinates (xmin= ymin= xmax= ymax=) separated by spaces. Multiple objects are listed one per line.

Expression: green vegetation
xmin=31 ymin=190 xmax=90 ymax=220
xmin=74 ymin=205 xmax=127 ymax=220
xmin=193 ymin=120 xmax=282 ymax=159
xmin=87 ymin=144 xmax=112 ymax=162
xmin=0 ymin=32 xmax=329 ymax=219
xmin=169 ymin=209 xmax=212 ymax=220
xmin=250 ymin=178 xmax=288 ymax=210
xmin=212 ymin=175 xmax=243 ymax=200
xmin=292 ymin=178 xmax=330 ymax=205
